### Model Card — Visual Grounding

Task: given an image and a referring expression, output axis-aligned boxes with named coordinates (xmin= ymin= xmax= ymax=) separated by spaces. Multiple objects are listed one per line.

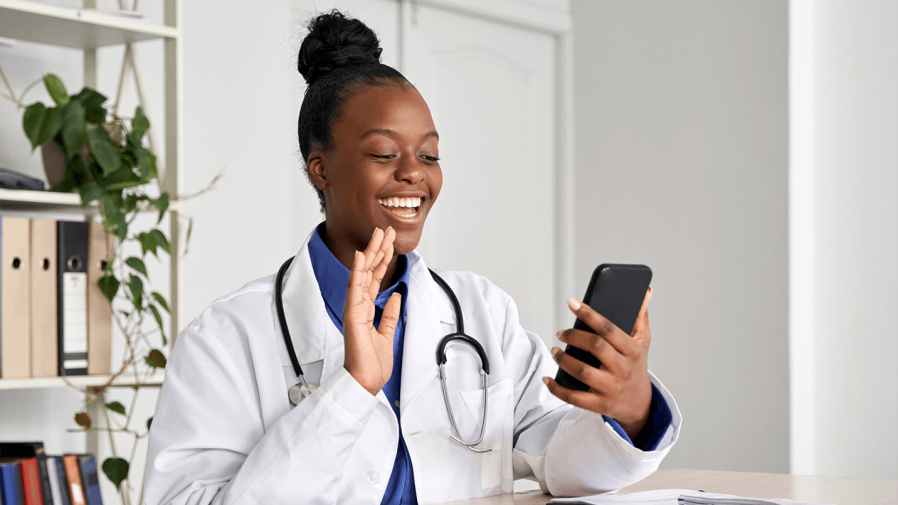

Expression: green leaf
xmin=153 ymin=193 xmax=170 ymax=224
xmin=150 ymin=229 xmax=170 ymax=254
xmin=125 ymin=257 xmax=147 ymax=277
xmin=60 ymin=101 xmax=85 ymax=157
xmin=105 ymin=401 xmax=126 ymax=415
xmin=101 ymin=457 xmax=129 ymax=489
xmin=148 ymin=304 xmax=167 ymax=346
xmin=77 ymin=179 xmax=104 ymax=206
xmin=74 ymin=412 xmax=92 ymax=429
xmin=146 ymin=417 xmax=153 ymax=430
xmin=151 ymin=292 xmax=170 ymax=313
xmin=138 ymin=232 xmax=158 ymax=257
xmin=145 ymin=349 xmax=167 ymax=369
xmin=71 ymin=88 xmax=106 ymax=124
xmin=100 ymin=195 xmax=128 ymax=241
xmin=132 ymin=106 xmax=150 ymax=139
xmin=86 ymin=126 xmax=121 ymax=174
xmin=72 ymin=87 xmax=106 ymax=109
xmin=129 ymin=273 xmax=144 ymax=309
xmin=98 ymin=274 xmax=119 ymax=303
xmin=43 ymin=74 xmax=69 ymax=107
xmin=22 ymin=103 xmax=62 ymax=149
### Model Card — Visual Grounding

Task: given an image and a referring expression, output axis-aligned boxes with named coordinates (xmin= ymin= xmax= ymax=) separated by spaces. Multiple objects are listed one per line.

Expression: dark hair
xmin=297 ymin=10 xmax=412 ymax=211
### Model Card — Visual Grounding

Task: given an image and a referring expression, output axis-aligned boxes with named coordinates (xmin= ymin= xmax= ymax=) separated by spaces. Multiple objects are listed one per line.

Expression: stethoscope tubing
xmin=275 ymin=255 xmax=492 ymax=453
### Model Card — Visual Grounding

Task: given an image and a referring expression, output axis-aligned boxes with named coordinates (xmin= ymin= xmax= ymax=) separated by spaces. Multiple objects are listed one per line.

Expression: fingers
xmin=566 ymin=298 xmax=638 ymax=357
xmin=363 ymin=228 xmax=385 ymax=270
xmin=542 ymin=377 xmax=609 ymax=415
xmin=345 ymin=251 xmax=373 ymax=329
xmin=631 ymin=287 xmax=652 ymax=347
xmin=370 ymin=228 xmax=395 ymax=293
xmin=556 ymin=329 xmax=625 ymax=372
xmin=377 ymin=292 xmax=402 ymax=340
xmin=550 ymin=346 xmax=618 ymax=395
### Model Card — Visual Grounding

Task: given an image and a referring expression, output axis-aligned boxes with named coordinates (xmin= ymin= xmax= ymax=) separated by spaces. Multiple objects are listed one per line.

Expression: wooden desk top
xmin=440 ymin=469 xmax=898 ymax=505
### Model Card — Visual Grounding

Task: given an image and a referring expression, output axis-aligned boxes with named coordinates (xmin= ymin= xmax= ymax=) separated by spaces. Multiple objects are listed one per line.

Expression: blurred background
xmin=0 ymin=0 xmax=895 ymax=502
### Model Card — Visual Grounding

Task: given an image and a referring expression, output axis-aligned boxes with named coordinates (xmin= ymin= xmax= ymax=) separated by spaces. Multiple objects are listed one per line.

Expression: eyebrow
xmin=359 ymin=128 xmax=439 ymax=141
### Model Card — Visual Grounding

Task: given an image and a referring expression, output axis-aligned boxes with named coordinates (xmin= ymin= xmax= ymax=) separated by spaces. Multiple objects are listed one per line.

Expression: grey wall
xmin=571 ymin=1 xmax=789 ymax=472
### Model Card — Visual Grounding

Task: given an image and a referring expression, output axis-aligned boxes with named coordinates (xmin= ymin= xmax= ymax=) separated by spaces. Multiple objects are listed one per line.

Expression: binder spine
xmin=57 ymin=222 xmax=89 ymax=376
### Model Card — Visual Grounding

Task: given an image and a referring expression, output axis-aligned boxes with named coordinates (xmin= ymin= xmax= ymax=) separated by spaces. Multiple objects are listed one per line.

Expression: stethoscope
xmin=275 ymin=257 xmax=493 ymax=453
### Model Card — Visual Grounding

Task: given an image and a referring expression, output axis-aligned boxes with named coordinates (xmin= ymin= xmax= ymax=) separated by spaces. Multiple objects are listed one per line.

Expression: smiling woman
xmin=143 ymin=9 xmax=682 ymax=505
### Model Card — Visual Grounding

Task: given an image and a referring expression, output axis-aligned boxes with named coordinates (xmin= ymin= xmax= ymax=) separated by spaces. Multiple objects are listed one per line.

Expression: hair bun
xmin=297 ymin=10 xmax=383 ymax=85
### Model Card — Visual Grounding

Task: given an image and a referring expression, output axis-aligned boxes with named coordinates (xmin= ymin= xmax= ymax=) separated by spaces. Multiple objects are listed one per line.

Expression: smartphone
xmin=554 ymin=264 xmax=652 ymax=392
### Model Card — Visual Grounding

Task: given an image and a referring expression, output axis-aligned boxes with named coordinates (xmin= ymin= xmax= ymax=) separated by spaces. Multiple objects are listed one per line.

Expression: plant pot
xmin=40 ymin=140 xmax=89 ymax=189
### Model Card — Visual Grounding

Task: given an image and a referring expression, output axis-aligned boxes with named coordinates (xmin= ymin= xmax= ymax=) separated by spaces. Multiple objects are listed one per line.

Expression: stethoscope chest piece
xmin=288 ymin=381 xmax=318 ymax=406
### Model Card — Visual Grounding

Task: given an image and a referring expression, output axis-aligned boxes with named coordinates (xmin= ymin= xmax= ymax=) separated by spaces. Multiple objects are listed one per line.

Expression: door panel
xmin=405 ymin=4 xmax=557 ymax=344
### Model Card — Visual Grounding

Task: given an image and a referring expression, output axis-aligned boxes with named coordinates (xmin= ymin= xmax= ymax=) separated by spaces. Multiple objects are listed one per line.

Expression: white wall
xmin=571 ymin=0 xmax=790 ymax=473
xmin=790 ymin=0 xmax=898 ymax=479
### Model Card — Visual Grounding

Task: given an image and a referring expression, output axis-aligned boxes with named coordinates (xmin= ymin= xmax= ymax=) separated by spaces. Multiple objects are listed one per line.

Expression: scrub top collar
xmin=307 ymin=222 xmax=410 ymax=329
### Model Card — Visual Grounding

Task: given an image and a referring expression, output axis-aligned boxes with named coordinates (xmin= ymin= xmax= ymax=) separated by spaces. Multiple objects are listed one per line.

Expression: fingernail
xmin=557 ymin=330 xmax=566 ymax=342
xmin=542 ymin=377 xmax=549 ymax=386
xmin=567 ymin=298 xmax=581 ymax=311
xmin=550 ymin=347 xmax=561 ymax=360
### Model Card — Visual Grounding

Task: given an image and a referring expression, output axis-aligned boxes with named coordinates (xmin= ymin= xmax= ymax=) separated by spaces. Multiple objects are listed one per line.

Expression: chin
xmin=393 ymin=229 xmax=423 ymax=256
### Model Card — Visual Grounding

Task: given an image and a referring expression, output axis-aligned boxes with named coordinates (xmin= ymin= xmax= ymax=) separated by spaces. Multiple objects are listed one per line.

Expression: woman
xmin=145 ymin=10 xmax=680 ymax=505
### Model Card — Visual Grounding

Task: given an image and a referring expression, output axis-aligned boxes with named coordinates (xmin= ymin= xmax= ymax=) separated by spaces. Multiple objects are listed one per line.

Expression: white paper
xmin=550 ymin=489 xmax=831 ymax=505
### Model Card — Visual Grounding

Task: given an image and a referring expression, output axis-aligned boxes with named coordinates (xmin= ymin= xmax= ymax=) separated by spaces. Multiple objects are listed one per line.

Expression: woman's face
xmin=308 ymin=84 xmax=442 ymax=256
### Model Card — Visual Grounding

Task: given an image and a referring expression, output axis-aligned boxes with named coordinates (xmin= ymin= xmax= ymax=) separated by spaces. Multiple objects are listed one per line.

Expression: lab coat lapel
xmin=279 ymin=230 xmax=342 ymax=384
xmin=400 ymin=251 xmax=456 ymax=409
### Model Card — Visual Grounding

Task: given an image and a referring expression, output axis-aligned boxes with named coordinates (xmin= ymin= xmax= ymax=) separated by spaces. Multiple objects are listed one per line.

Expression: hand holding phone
xmin=544 ymin=264 xmax=654 ymax=438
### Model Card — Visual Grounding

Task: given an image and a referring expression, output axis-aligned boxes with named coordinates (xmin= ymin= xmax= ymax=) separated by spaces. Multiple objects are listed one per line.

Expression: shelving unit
xmin=0 ymin=370 xmax=164 ymax=390
xmin=0 ymin=1 xmax=182 ymax=501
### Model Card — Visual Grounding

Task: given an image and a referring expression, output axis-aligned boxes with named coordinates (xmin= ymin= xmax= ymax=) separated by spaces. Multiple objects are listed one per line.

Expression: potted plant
xmin=20 ymin=73 xmax=174 ymax=505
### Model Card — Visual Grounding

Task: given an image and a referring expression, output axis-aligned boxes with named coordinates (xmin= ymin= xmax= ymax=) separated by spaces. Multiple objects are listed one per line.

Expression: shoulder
xmin=177 ymin=274 xmax=278 ymax=354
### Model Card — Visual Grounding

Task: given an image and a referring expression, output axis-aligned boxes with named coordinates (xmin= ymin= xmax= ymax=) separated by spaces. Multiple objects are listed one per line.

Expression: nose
xmin=394 ymin=154 xmax=424 ymax=184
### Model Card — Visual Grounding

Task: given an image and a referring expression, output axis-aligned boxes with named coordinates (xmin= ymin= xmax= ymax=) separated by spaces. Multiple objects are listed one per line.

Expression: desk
xmin=440 ymin=469 xmax=898 ymax=505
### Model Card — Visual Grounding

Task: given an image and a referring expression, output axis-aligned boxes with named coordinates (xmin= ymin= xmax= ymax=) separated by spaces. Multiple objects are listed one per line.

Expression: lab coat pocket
xmin=459 ymin=379 xmax=512 ymax=491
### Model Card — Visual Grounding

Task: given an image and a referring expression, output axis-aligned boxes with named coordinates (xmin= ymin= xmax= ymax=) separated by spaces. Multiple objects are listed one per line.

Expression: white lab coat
xmin=144 ymin=233 xmax=681 ymax=505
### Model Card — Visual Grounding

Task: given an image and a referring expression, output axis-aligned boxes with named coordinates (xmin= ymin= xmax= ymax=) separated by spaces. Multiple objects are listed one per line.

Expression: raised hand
xmin=342 ymin=227 xmax=402 ymax=396
xmin=544 ymin=288 xmax=654 ymax=439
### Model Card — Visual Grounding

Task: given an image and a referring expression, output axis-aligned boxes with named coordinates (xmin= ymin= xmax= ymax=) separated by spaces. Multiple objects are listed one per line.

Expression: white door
xmin=403 ymin=3 xmax=558 ymax=344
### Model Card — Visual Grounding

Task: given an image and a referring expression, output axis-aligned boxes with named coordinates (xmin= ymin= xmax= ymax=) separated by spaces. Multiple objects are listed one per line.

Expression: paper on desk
xmin=550 ymin=489 xmax=831 ymax=505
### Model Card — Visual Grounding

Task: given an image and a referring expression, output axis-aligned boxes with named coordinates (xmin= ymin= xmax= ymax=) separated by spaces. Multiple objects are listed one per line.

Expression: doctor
xmin=144 ymin=10 xmax=681 ymax=505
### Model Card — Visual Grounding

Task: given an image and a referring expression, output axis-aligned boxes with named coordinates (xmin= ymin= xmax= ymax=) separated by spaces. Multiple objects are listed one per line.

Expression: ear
xmin=306 ymin=151 xmax=328 ymax=191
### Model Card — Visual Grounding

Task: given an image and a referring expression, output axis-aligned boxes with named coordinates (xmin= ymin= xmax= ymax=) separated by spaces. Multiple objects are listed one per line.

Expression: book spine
xmin=35 ymin=453 xmax=54 ymax=505
xmin=1 ymin=462 xmax=24 ymax=505
xmin=52 ymin=458 xmax=71 ymax=505
xmin=19 ymin=458 xmax=44 ymax=505
xmin=75 ymin=456 xmax=101 ymax=505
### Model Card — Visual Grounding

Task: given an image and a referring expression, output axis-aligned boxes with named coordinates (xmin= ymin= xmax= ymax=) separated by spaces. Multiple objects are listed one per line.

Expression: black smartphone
xmin=554 ymin=264 xmax=652 ymax=392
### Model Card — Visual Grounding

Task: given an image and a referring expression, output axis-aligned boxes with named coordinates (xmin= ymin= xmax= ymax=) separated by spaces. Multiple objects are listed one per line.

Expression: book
xmin=1 ymin=216 xmax=32 ymax=378
xmin=0 ymin=460 xmax=24 ymax=505
xmin=60 ymin=456 xmax=85 ymax=505
xmin=30 ymin=219 xmax=59 ymax=378
xmin=57 ymin=221 xmax=89 ymax=376
xmin=74 ymin=456 xmax=102 ymax=505
xmin=0 ymin=443 xmax=53 ymax=505
xmin=18 ymin=457 xmax=44 ymax=505
xmin=86 ymin=221 xmax=111 ymax=375
xmin=49 ymin=457 xmax=72 ymax=505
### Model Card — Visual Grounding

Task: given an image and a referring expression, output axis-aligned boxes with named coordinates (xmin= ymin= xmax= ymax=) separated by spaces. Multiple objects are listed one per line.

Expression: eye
xmin=420 ymin=155 xmax=441 ymax=162
xmin=372 ymin=154 xmax=396 ymax=160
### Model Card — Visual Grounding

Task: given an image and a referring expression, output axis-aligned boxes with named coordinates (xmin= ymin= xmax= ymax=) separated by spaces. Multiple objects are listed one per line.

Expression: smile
xmin=378 ymin=196 xmax=422 ymax=219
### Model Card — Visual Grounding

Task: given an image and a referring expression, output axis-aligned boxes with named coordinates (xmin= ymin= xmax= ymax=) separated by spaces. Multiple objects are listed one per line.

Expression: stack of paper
xmin=550 ymin=489 xmax=831 ymax=505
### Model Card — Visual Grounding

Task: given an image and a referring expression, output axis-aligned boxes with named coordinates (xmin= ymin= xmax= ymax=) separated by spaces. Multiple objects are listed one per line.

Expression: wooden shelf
xmin=0 ymin=370 xmax=164 ymax=391
xmin=0 ymin=188 xmax=98 ymax=214
xmin=0 ymin=0 xmax=178 ymax=49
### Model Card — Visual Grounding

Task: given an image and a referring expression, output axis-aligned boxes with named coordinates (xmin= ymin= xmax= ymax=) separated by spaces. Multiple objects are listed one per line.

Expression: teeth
xmin=378 ymin=197 xmax=421 ymax=208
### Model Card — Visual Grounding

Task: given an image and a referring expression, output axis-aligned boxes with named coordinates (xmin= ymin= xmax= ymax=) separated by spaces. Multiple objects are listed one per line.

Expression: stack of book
xmin=0 ymin=442 xmax=103 ymax=505
xmin=0 ymin=218 xmax=112 ymax=379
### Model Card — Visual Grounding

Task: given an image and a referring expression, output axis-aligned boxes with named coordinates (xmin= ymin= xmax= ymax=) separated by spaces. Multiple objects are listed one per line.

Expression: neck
xmin=324 ymin=224 xmax=399 ymax=292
